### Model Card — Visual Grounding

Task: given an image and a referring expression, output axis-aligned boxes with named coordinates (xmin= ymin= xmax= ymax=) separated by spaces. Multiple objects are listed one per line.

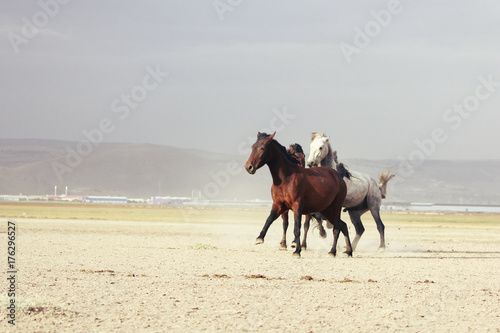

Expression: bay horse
xmin=245 ymin=132 xmax=352 ymax=257
xmin=306 ymin=132 xmax=395 ymax=251
xmin=278 ymin=144 xmax=327 ymax=250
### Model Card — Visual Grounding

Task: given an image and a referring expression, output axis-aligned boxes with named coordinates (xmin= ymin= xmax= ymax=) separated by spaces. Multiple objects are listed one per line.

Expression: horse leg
xmin=311 ymin=213 xmax=327 ymax=238
xmin=320 ymin=207 xmax=340 ymax=256
xmin=369 ymin=207 xmax=386 ymax=251
xmin=301 ymin=215 xmax=311 ymax=250
xmin=292 ymin=206 xmax=303 ymax=257
xmin=256 ymin=206 xmax=280 ymax=244
xmin=348 ymin=209 xmax=367 ymax=251
xmin=338 ymin=218 xmax=353 ymax=257
xmin=280 ymin=212 xmax=289 ymax=250
xmin=290 ymin=213 xmax=297 ymax=249
xmin=327 ymin=219 xmax=351 ymax=257
xmin=322 ymin=202 xmax=352 ymax=257
xmin=331 ymin=223 xmax=340 ymax=257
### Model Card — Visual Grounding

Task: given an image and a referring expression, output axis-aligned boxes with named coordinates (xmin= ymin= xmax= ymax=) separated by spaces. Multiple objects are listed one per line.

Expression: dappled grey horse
xmin=307 ymin=132 xmax=395 ymax=251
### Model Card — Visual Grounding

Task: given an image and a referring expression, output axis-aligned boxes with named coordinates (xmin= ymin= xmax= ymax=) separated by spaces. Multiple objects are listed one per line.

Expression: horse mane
xmin=288 ymin=143 xmax=304 ymax=154
xmin=258 ymin=133 xmax=298 ymax=164
xmin=336 ymin=162 xmax=352 ymax=180
xmin=311 ymin=132 xmax=327 ymax=141
xmin=257 ymin=132 xmax=271 ymax=140
xmin=287 ymin=143 xmax=304 ymax=166
xmin=321 ymin=140 xmax=336 ymax=168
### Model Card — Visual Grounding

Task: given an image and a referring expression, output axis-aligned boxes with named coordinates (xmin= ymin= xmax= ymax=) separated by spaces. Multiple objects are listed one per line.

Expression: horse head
xmin=245 ymin=132 xmax=275 ymax=174
xmin=307 ymin=132 xmax=333 ymax=167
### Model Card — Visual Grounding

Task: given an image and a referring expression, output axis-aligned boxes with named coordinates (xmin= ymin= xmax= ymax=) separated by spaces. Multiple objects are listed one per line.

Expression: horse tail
xmin=336 ymin=163 xmax=352 ymax=180
xmin=378 ymin=170 xmax=396 ymax=199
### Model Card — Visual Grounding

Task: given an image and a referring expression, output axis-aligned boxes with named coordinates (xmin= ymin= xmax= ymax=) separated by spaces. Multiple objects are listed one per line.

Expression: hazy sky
xmin=2 ymin=1 xmax=500 ymax=160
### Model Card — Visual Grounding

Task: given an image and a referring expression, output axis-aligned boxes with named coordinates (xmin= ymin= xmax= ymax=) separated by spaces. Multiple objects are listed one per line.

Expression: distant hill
xmin=0 ymin=139 xmax=499 ymax=205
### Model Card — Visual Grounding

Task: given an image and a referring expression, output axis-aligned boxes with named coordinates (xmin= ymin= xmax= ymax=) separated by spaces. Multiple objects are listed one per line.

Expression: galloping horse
xmin=278 ymin=144 xmax=327 ymax=250
xmin=307 ymin=132 xmax=395 ymax=251
xmin=245 ymin=132 xmax=352 ymax=257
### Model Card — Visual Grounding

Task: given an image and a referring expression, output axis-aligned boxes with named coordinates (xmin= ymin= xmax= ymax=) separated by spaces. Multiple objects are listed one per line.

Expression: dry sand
xmin=1 ymin=208 xmax=500 ymax=332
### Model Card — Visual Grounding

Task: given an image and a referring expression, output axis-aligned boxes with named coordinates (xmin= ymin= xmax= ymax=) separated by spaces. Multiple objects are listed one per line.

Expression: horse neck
xmin=320 ymin=144 xmax=335 ymax=168
xmin=267 ymin=142 xmax=294 ymax=185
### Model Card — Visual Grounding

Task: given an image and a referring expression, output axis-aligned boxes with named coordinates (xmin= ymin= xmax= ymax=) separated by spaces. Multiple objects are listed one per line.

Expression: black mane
xmin=258 ymin=133 xmax=299 ymax=165
xmin=286 ymin=143 xmax=304 ymax=166
xmin=288 ymin=143 xmax=303 ymax=154
xmin=336 ymin=162 xmax=351 ymax=179
xmin=257 ymin=132 xmax=271 ymax=140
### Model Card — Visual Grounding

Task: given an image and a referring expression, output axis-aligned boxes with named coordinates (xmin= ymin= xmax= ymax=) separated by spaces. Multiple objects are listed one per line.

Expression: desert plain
xmin=1 ymin=202 xmax=499 ymax=332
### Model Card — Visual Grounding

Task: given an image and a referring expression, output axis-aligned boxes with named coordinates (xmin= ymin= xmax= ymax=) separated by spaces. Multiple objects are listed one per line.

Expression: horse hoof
xmin=279 ymin=246 xmax=287 ymax=251
xmin=378 ymin=247 xmax=386 ymax=253
xmin=343 ymin=251 xmax=353 ymax=257
xmin=255 ymin=238 xmax=264 ymax=245
xmin=290 ymin=242 xmax=297 ymax=249
xmin=301 ymin=244 xmax=307 ymax=250
xmin=292 ymin=252 xmax=301 ymax=258
xmin=328 ymin=252 xmax=336 ymax=257
xmin=319 ymin=230 xmax=327 ymax=238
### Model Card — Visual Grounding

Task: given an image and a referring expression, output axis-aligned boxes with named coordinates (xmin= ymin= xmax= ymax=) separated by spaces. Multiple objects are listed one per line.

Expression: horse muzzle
xmin=307 ymin=161 xmax=317 ymax=168
xmin=245 ymin=162 xmax=256 ymax=174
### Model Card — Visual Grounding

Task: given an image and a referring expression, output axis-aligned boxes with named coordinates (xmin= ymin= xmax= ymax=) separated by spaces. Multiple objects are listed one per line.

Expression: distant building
xmin=47 ymin=195 xmax=86 ymax=202
xmin=150 ymin=196 xmax=192 ymax=205
xmin=84 ymin=196 xmax=128 ymax=204
xmin=0 ymin=195 xmax=28 ymax=202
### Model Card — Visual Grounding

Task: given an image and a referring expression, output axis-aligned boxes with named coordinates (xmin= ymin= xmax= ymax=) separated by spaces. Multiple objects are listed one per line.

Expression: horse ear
xmin=257 ymin=132 xmax=262 ymax=138
xmin=262 ymin=132 xmax=275 ymax=146
xmin=332 ymin=150 xmax=339 ymax=164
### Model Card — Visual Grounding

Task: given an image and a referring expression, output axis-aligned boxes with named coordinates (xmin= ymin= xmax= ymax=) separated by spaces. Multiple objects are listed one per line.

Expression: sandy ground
xmin=2 ymin=209 xmax=500 ymax=332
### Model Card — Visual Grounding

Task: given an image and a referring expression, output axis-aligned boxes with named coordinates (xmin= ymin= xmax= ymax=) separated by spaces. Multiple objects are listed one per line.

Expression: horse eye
xmin=319 ymin=147 xmax=322 ymax=150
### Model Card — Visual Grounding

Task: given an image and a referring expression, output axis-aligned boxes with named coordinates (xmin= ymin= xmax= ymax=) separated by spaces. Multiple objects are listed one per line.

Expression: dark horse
xmin=245 ymin=132 xmax=352 ymax=257
xmin=278 ymin=144 xmax=327 ymax=250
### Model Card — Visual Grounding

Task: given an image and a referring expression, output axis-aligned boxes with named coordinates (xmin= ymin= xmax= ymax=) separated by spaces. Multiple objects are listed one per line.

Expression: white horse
xmin=306 ymin=132 xmax=395 ymax=251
